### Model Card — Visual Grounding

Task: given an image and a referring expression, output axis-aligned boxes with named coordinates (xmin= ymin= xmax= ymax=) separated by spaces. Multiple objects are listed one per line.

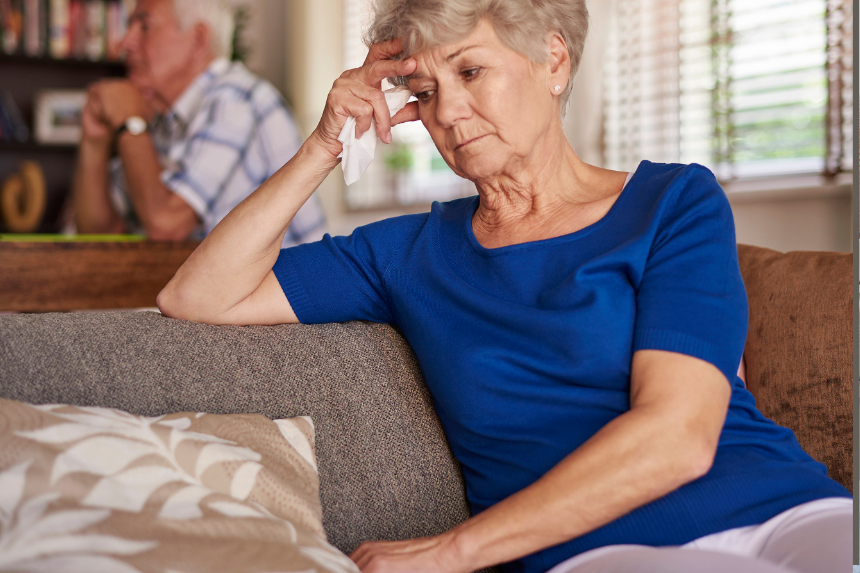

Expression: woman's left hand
xmin=349 ymin=533 xmax=469 ymax=573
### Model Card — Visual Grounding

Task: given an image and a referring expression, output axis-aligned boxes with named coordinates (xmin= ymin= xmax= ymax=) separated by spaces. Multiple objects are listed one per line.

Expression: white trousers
xmin=546 ymin=498 xmax=852 ymax=573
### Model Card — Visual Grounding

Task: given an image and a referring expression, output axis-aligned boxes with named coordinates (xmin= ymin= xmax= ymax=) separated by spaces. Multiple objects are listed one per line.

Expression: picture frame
xmin=33 ymin=90 xmax=88 ymax=145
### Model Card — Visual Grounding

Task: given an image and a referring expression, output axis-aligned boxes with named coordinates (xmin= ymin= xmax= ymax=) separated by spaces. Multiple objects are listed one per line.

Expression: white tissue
xmin=337 ymin=85 xmax=413 ymax=185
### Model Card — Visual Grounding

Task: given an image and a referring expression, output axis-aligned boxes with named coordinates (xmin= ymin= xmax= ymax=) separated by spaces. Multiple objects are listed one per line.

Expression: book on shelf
xmin=0 ymin=0 xmax=24 ymax=55
xmin=0 ymin=91 xmax=30 ymax=142
xmin=83 ymin=0 xmax=103 ymax=59
xmin=68 ymin=0 xmax=82 ymax=57
xmin=48 ymin=0 xmax=68 ymax=57
xmin=104 ymin=0 xmax=121 ymax=59
xmin=0 ymin=0 xmax=128 ymax=60
xmin=24 ymin=0 xmax=46 ymax=56
xmin=0 ymin=93 xmax=11 ymax=140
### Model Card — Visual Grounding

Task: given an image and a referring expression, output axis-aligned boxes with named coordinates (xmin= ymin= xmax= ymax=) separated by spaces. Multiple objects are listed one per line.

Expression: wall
xmin=728 ymin=189 xmax=853 ymax=253
xmin=234 ymin=0 xmax=287 ymax=99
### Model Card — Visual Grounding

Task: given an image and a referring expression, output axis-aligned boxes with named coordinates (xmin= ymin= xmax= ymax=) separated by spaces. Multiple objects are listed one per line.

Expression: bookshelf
xmin=0 ymin=54 xmax=125 ymax=232
xmin=0 ymin=0 xmax=130 ymax=232
xmin=0 ymin=140 xmax=77 ymax=152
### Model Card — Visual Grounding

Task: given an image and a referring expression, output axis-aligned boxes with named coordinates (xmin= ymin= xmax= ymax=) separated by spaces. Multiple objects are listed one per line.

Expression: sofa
xmin=0 ymin=243 xmax=852 ymax=572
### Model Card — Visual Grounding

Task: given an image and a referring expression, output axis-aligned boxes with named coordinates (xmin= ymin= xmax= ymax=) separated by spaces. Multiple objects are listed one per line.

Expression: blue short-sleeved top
xmin=273 ymin=161 xmax=849 ymax=573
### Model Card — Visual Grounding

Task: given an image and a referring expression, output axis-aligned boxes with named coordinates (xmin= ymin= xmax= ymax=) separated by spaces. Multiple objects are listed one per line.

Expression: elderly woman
xmin=157 ymin=1 xmax=851 ymax=572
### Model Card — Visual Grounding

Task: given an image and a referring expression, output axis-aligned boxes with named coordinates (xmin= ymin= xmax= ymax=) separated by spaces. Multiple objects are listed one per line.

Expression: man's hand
xmin=349 ymin=534 xmax=471 ymax=573
xmin=81 ymin=88 xmax=113 ymax=146
xmin=86 ymin=80 xmax=153 ymax=132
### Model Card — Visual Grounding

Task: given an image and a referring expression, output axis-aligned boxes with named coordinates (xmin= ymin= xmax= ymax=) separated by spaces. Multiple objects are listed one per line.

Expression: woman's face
xmin=406 ymin=20 xmax=558 ymax=183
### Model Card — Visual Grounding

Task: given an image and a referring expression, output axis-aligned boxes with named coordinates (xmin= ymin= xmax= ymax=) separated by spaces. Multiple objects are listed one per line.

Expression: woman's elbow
xmin=687 ymin=450 xmax=716 ymax=482
xmin=157 ymin=281 xmax=196 ymax=321
xmin=157 ymin=279 xmax=230 ymax=325
xmin=679 ymin=433 xmax=719 ymax=482
xmin=156 ymin=283 xmax=180 ymax=319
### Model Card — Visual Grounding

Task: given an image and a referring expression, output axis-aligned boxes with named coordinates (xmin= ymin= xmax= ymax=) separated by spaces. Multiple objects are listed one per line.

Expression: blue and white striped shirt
xmin=110 ymin=58 xmax=327 ymax=247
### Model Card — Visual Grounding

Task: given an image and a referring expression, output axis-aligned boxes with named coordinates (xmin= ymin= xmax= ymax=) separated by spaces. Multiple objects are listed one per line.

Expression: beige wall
xmin=229 ymin=0 xmax=285 ymax=93
xmin=282 ymin=0 xmax=357 ymax=235
xmin=729 ymin=191 xmax=853 ymax=254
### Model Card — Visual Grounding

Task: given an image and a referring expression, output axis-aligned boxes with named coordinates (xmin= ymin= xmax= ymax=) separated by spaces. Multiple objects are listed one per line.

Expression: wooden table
xmin=0 ymin=240 xmax=200 ymax=312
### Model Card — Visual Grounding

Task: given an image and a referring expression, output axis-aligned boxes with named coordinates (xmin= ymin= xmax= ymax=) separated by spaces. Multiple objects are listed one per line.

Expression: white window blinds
xmin=604 ymin=0 xmax=853 ymax=180
xmin=344 ymin=0 xmax=372 ymax=71
xmin=604 ymin=0 xmax=684 ymax=171
xmin=824 ymin=0 xmax=853 ymax=174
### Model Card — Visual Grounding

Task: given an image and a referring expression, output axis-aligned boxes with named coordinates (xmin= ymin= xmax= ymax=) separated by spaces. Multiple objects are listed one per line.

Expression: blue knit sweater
xmin=274 ymin=161 xmax=849 ymax=573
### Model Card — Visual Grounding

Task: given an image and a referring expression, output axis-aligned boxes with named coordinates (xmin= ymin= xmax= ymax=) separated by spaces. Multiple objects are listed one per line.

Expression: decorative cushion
xmin=737 ymin=244 xmax=852 ymax=493
xmin=0 ymin=398 xmax=359 ymax=573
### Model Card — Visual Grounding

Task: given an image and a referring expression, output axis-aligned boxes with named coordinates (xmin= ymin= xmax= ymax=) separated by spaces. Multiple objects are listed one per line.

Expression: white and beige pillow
xmin=0 ymin=398 xmax=359 ymax=573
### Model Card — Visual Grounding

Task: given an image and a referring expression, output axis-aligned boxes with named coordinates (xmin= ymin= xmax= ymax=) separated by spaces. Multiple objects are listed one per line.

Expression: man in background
xmin=73 ymin=0 xmax=326 ymax=247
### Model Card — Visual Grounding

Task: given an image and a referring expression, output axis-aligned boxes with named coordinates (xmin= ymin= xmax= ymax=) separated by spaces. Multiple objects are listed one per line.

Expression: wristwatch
xmin=116 ymin=116 xmax=148 ymax=137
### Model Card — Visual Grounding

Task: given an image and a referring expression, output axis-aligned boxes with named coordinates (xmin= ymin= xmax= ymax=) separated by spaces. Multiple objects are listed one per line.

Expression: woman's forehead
xmin=408 ymin=46 xmax=482 ymax=80
xmin=402 ymin=17 xmax=494 ymax=56
xmin=406 ymin=21 xmax=504 ymax=75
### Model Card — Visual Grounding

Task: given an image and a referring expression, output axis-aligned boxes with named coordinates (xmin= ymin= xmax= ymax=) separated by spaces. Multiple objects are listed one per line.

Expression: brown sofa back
xmin=738 ymin=244 xmax=852 ymax=493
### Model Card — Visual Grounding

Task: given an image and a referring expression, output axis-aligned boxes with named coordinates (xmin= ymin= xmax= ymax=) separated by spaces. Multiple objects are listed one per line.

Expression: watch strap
xmin=116 ymin=116 xmax=148 ymax=138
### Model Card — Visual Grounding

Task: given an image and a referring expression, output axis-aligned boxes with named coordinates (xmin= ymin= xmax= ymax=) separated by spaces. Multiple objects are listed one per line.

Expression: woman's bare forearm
xmin=159 ymin=137 xmax=338 ymax=322
xmin=442 ymin=405 xmax=714 ymax=571
xmin=421 ymin=353 xmax=731 ymax=572
xmin=349 ymin=366 xmax=725 ymax=573
xmin=160 ymin=41 xmax=417 ymax=324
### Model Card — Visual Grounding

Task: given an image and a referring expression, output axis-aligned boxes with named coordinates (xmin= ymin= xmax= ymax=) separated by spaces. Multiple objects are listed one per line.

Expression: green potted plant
xmin=383 ymin=142 xmax=414 ymax=203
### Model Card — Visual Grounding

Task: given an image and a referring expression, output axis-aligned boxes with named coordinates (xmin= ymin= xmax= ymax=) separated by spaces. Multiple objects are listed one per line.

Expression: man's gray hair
xmin=364 ymin=0 xmax=588 ymax=118
xmin=173 ymin=0 xmax=235 ymax=60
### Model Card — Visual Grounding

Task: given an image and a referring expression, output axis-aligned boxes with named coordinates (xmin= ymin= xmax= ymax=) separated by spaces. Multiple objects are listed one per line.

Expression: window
xmin=341 ymin=0 xmax=852 ymax=205
xmin=342 ymin=0 xmax=475 ymax=210
xmin=604 ymin=0 xmax=852 ymax=180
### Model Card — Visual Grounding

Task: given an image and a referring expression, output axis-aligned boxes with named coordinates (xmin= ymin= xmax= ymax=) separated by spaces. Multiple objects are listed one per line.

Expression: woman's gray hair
xmin=172 ymin=0 xmax=235 ymax=60
xmin=363 ymin=0 xmax=588 ymax=117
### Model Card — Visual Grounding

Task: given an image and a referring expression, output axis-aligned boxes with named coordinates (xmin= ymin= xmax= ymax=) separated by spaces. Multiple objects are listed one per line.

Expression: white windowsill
xmin=724 ymin=172 xmax=853 ymax=203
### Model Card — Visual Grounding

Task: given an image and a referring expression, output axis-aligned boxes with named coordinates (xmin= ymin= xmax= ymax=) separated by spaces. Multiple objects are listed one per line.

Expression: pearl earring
xmin=554 ymin=85 xmax=561 ymax=92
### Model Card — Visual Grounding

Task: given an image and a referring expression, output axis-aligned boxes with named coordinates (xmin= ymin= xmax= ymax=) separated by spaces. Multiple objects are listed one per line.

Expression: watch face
xmin=126 ymin=116 xmax=147 ymax=136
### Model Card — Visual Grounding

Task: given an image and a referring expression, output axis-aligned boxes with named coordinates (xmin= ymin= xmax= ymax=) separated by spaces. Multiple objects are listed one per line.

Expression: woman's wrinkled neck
xmin=472 ymin=124 xmax=585 ymax=231
xmin=469 ymin=119 xmax=628 ymax=250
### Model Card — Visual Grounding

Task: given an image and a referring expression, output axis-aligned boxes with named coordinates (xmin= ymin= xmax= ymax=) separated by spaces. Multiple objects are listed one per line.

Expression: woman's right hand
xmin=307 ymin=38 xmax=419 ymax=167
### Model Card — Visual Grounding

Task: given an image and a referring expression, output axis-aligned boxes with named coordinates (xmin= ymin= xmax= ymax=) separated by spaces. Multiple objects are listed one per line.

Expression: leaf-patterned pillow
xmin=0 ymin=398 xmax=359 ymax=573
